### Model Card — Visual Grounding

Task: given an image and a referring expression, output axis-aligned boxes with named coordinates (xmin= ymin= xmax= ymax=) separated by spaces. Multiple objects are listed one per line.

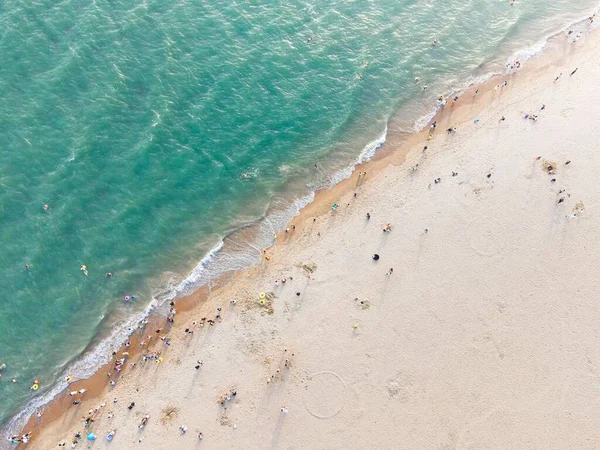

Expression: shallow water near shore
xmin=0 ymin=0 xmax=598 ymax=433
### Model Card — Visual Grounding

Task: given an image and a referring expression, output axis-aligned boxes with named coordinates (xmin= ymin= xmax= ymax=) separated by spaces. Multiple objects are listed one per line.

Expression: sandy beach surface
xmin=18 ymin=22 xmax=600 ymax=450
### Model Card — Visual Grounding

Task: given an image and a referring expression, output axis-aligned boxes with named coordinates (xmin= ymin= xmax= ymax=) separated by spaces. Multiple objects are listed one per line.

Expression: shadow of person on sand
xmin=270 ymin=411 xmax=286 ymax=450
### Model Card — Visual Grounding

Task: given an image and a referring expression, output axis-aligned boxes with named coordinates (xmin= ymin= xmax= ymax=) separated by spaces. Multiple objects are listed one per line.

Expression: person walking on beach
xmin=570 ymin=68 xmax=578 ymax=76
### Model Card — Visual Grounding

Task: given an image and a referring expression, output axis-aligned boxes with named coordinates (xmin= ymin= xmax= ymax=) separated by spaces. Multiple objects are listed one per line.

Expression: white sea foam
xmin=171 ymin=240 xmax=225 ymax=297
xmin=412 ymin=109 xmax=438 ymax=133
xmin=327 ymin=124 xmax=388 ymax=187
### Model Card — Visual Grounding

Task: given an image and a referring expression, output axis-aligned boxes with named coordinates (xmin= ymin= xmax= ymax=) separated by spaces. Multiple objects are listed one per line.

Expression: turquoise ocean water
xmin=1 ymin=0 xmax=598 ymax=435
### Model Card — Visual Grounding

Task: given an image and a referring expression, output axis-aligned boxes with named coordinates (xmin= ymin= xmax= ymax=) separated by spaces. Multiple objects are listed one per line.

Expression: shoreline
xmin=11 ymin=11 xmax=600 ymax=447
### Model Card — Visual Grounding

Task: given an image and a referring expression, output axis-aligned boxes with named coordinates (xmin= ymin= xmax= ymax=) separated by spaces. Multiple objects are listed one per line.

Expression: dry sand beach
xmin=17 ymin=21 xmax=600 ymax=450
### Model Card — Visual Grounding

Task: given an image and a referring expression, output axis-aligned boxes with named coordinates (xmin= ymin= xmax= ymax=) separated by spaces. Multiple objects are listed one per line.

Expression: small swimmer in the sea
xmin=43 ymin=204 xmax=49 ymax=211
xmin=241 ymin=173 xmax=251 ymax=179
xmin=432 ymin=39 xmax=439 ymax=46
xmin=80 ymin=265 xmax=88 ymax=276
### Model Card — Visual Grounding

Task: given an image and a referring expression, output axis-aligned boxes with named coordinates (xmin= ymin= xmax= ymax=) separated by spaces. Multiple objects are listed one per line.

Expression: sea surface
xmin=0 ymin=0 xmax=598 ymax=434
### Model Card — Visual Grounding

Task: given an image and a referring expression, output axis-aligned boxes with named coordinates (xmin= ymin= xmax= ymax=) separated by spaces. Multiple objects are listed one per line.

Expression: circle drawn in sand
xmin=304 ymin=371 xmax=347 ymax=419
xmin=467 ymin=217 xmax=508 ymax=257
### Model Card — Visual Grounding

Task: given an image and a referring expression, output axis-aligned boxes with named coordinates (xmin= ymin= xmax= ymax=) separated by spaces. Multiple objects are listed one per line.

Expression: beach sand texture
xmin=24 ymin=25 xmax=600 ymax=450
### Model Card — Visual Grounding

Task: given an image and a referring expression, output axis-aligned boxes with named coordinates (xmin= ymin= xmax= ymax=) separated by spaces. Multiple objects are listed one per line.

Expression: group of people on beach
xmin=40 ymin=295 xmax=226 ymax=447
xmin=8 ymin=432 xmax=31 ymax=445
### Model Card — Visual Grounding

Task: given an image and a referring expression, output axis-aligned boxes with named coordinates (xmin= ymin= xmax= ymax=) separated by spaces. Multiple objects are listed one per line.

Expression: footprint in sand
xmin=560 ymin=107 xmax=575 ymax=118
xmin=466 ymin=217 xmax=508 ymax=257
xmin=303 ymin=371 xmax=347 ymax=419
xmin=386 ymin=371 xmax=416 ymax=403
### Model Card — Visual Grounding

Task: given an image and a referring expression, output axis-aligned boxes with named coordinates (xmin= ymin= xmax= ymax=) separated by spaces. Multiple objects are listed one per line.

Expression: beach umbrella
xmin=87 ymin=432 xmax=96 ymax=441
